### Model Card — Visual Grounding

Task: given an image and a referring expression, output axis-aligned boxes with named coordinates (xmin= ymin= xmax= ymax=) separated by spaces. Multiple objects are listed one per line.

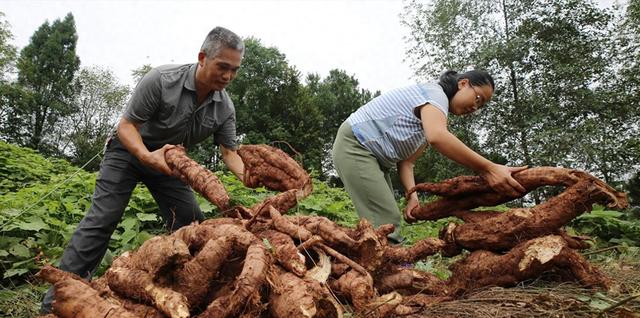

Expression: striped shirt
xmin=346 ymin=82 xmax=449 ymax=168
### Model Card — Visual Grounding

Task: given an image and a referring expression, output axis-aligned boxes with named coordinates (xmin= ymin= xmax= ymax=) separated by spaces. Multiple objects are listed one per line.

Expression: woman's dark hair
xmin=437 ymin=70 xmax=495 ymax=100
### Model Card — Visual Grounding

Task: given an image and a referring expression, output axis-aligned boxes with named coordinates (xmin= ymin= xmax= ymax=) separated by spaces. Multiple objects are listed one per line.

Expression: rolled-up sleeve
xmin=214 ymin=112 xmax=238 ymax=150
xmin=123 ymin=69 xmax=162 ymax=123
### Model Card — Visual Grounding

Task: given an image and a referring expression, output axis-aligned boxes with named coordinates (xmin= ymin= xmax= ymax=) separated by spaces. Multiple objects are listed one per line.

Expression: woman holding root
xmin=331 ymin=70 xmax=527 ymax=243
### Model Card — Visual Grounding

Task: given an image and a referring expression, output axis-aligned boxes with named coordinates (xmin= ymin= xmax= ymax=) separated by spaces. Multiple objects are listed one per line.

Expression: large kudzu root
xmin=172 ymin=236 xmax=233 ymax=309
xmin=126 ymin=236 xmax=191 ymax=277
xmin=376 ymin=267 xmax=447 ymax=296
xmin=165 ymin=145 xmax=230 ymax=210
xmin=331 ymin=269 xmax=376 ymax=313
xmin=237 ymin=144 xmax=313 ymax=195
xmin=444 ymin=179 xmax=618 ymax=252
xmin=253 ymin=189 xmax=303 ymax=216
xmin=90 ymin=276 xmax=166 ymax=318
xmin=198 ymin=241 xmax=271 ymax=318
xmin=408 ymin=167 xmax=586 ymax=198
xmin=295 ymin=215 xmax=359 ymax=249
xmin=105 ymin=235 xmax=192 ymax=318
xmin=410 ymin=167 xmax=628 ymax=221
xmin=173 ymin=219 xmax=250 ymax=252
xmin=268 ymin=267 xmax=342 ymax=318
xmin=447 ymin=235 xmax=610 ymax=295
xmin=106 ymin=266 xmax=190 ymax=318
xmin=383 ymin=237 xmax=446 ymax=265
xmin=269 ymin=206 xmax=313 ymax=241
xmin=258 ymin=229 xmax=307 ymax=276
xmin=347 ymin=219 xmax=386 ymax=272
xmin=37 ymin=265 xmax=138 ymax=318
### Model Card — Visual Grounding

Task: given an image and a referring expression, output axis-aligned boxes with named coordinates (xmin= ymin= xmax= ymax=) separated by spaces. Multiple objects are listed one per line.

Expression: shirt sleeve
xmin=122 ymin=68 xmax=162 ymax=123
xmin=214 ymin=112 xmax=238 ymax=150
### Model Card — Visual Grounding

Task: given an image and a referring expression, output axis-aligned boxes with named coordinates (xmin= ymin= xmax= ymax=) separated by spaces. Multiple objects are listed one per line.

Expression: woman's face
xmin=449 ymin=78 xmax=493 ymax=115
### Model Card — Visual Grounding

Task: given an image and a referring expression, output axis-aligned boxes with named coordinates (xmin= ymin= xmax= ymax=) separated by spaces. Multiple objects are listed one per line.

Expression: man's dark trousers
xmin=41 ymin=139 xmax=204 ymax=313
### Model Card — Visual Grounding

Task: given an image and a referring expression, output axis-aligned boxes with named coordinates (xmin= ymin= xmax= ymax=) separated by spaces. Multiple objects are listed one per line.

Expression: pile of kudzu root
xmin=38 ymin=144 xmax=629 ymax=318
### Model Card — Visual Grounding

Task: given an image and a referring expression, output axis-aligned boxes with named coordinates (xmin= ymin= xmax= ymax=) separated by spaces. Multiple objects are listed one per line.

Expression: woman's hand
xmin=403 ymin=195 xmax=420 ymax=223
xmin=480 ymin=164 xmax=528 ymax=197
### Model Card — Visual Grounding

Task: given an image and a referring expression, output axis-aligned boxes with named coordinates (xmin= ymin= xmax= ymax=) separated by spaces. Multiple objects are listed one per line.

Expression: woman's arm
xmin=419 ymin=104 xmax=526 ymax=197
xmin=398 ymin=144 xmax=427 ymax=222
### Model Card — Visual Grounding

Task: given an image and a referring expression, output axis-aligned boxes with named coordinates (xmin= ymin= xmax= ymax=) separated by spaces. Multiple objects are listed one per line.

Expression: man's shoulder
xmin=149 ymin=63 xmax=195 ymax=92
xmin=155 ymin=64 xmax=194 ymax=80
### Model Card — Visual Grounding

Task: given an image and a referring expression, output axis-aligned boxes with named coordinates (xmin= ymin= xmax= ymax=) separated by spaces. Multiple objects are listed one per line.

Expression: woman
xmin=331 ymin=70 xmax=527 ymax=244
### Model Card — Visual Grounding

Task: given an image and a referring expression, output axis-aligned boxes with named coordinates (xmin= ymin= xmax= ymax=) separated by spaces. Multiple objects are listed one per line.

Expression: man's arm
xmin=117 ymin=117 xmax=172 ymax=175
xmin=220 ymin=144 xmax=244 ymax=181
xmin=420 ymin=104 xmax=526 ymax=197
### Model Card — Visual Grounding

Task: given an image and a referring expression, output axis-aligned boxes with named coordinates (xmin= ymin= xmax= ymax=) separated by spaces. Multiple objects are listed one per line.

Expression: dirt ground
xmin=408 ymin=260 xmax=639 ymax=318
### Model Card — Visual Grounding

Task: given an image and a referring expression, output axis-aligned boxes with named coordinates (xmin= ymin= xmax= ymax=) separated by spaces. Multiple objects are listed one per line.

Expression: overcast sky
xmin=2 ymin=0 xmax=417 ymax=93
xmin=2 ymin=0 xmax=619 ymax=93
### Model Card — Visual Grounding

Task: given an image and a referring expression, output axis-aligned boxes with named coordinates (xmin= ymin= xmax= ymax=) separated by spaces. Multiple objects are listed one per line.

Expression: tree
xmin=401 ymin=0 xmax=494 ymax=184
xmin=402 ymin=0 xmax=638 ymax=190
xmin=304 ymin=69 xmax=376 ymax=176
xmin=52 ymin=66 xmax=129 ymax=170
xmin=0 ymin=11 xmax=20 ymax=142
xmin=12 ymin=13 xmax=80 ymax=153
xmin=206 ymin=37 xmax=325 ymax=173
xmin=0 ymin=12 xmax=17 ymax=81
xmin=131 ymin=64 xmax=152 ymax=84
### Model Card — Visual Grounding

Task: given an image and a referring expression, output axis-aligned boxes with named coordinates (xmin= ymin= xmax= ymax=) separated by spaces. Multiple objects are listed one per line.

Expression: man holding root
xmin=41 ymin=26 xmax=246 ymax=313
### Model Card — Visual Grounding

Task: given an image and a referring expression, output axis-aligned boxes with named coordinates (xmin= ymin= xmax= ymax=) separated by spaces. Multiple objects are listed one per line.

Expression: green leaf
xmin=136 ymin=213 xmax=158 ymax=222
xmin=16 ymin=216 xmax=49 ymax=231
xmin=588 ymin=298 xmax=611 ymax=310
xmin=9 ymin=244 xmax=30 ymax=258
xmin=3 ymin=268 xmax=29 ymax=279
xmin=0 ymin=250 xmax=8 ymax=257
xmin=120 ymin=228 xmax=137 ymax=244
xmin=120 ymin=217 xmax=139 ymax=231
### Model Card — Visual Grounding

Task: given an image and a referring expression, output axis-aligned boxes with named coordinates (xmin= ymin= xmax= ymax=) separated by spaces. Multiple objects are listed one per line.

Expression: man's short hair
xmin=200 ymin=26 xmax=244 ymax=59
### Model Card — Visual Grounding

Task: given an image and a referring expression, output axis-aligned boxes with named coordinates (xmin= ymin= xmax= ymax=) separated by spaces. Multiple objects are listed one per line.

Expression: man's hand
xmin=480 ymin=164 xmax=528 ymax=197
xmin=403 ymin=195 xmax=420 ymax=223
xmin=139 ymin=144 xmax=173 ymax=175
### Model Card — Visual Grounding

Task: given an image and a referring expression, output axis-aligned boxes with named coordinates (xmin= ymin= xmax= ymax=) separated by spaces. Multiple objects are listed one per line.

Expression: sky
xmin=1 ymin=0 xmax=620 ymax=93
xmin=1 ymin=0 xmax=417 ymax=93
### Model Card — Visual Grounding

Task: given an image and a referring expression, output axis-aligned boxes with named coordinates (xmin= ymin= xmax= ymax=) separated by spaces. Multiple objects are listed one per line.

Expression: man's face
xmin=197 ymin=47 xmax=243 ymax=91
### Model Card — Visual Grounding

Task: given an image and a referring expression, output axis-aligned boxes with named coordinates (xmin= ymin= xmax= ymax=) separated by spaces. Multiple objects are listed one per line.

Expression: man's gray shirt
xmin=120 ymin=63 xmax=237 ymax=150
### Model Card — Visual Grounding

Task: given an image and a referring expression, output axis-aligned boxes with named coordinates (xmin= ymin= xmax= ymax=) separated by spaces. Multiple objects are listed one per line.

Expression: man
xmin=41 ymin=26 xmax=245 ymax=313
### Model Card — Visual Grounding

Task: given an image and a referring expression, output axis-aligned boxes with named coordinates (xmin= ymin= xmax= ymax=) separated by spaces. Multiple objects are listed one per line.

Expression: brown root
xmin=376 ymin=268 xmax=448 ymax=296
xmin=259 ymin=229 xmax=307 ymax=276
xmin=36 ymin=265 xmax=138 ymax=318
xmin=410 ymin=167 xmax=628 ymax=221
xmin=447 ymin=179 xmax=618 ymax=252
xmin=171 ymin=236 xmax=233 ymax=309
xmin=383 ymin=237 xmax=446 ymax=264
xmin=269 ymin=206 xmax=313 ymax=241
xmin=447 ymin=235 xmax=611 ymax=295
xmin=268 ymin=267 xmax=342 ymax=318
xmin=237 ymin=144 xmax=313 ymax=195
xmin=165 ymin=145 xmax=230 ymax=210
xmin=198 ymin=241 xmax=271 ymax=318
xmin=106 ymin=266 xmax=190 ymax=318
xmin=332 ymin=269 xmax=376 ymax=313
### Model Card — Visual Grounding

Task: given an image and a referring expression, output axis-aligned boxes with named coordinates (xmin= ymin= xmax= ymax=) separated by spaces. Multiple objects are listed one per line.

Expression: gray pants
xmin=41 ymin=139 xmax=204 ymax=313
